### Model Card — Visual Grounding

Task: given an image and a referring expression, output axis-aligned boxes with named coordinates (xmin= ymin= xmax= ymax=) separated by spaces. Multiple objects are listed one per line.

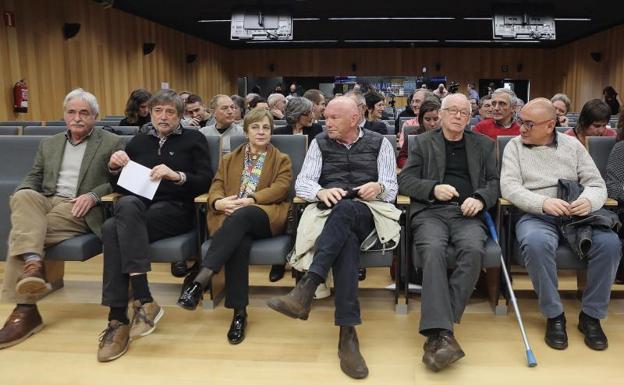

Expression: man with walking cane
xmin=398 ymin=93 xmax=499 ymax=372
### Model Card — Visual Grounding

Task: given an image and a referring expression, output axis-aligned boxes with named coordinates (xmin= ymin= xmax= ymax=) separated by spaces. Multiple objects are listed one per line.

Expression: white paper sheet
xmin=117 ymin=160 xmax=160 ymax=200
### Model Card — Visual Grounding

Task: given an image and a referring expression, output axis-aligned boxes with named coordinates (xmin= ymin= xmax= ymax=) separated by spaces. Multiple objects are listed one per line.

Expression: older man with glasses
xmin=398 ymin=93 xmax=499 ymax=372
xmin=501 ymin=98 xmax=620 ymax=352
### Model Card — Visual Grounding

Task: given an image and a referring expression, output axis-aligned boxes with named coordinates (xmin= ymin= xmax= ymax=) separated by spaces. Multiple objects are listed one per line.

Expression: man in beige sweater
xmin=501 ymin=98 xmax=620 ymax=351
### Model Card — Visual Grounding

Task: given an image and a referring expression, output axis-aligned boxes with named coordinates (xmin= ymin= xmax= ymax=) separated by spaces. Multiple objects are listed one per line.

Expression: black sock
xmin=234 ymin=307 xmax=247 ymax=317
xmin=306 ymin=272 xmax=324 ymax=286
xmin=130 ymin=274 xmax=153 ymax=304
xmin=548 ymin=312 xmax=565 ymax=321
xmin=16 ymin=303 xmax=36 ymax=309
xmin=422 ymin=328 xmax=446 ymax=337
xmin=108 ymin=307 xmax=129 ymax=324
xmin=580 ymin=311 xmax=597 ymax=321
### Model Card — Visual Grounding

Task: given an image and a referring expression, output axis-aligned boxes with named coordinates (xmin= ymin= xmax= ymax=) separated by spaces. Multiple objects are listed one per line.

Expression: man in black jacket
xmin=398 ymin=93 xmax=499 ymax=372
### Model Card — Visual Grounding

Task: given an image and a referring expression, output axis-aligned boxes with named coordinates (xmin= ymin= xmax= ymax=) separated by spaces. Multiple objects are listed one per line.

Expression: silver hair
xmin=440 ymin=93 xmax=472 ymax=114
xmin=344 ymin=90 xmax=366 ymax=106
xmin=492 ymin=88 xmax=518 ymax=107
xmin=551 ymin=93 xmax=571 ymax=112
xmin=63 ymin=88 xmax=99 ymax=116
xmin=268 ymin=93 xmax=286 ymax=108
xmin=284 ymin=97 xmax=313 ymax=125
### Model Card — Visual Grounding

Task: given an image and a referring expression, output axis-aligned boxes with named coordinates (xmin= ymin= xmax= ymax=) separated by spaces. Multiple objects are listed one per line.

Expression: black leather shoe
xmin=171 ymin=261 xmax=189 ymax=278
xmin=177 ymin=282 xmax=203 ymax=310
xmin=358 ymin=268 xmax=366 ymax=281
xmin=578 ymin=312 xmax=608 ymax=350
xmin=227 ymin=312 xmax=247 ymax=345
xmin=545 ymin=315 xmax=568 ymax=350
xmin=269 ymin=264 xmax=286 ymax=282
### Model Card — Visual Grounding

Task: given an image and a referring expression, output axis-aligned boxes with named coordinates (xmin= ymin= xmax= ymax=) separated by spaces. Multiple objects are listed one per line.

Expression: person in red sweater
xmin=473 ymin=88 xmax=520 ymax=140
xmin=565 ymin=99 xmax=616 ymax=146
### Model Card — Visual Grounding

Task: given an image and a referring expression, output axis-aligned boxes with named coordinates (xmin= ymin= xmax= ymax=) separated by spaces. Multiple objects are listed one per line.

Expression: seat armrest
xmin=499 ymin=198 xmax=512 ymax=206
xmin=396 ymin=195 xmax=410 ymax=206
xmin=101 ymin=192 xmax=122 ymax=203
xmin=605 ymin=198 xmax=618 ymax=207
xmin=194 ymin=193 xmax=210 ymax=204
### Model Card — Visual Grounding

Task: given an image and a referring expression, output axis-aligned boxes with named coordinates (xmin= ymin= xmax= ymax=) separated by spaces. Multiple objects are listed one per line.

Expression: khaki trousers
xmin=1 ymin=189 xmax=88 ymax=304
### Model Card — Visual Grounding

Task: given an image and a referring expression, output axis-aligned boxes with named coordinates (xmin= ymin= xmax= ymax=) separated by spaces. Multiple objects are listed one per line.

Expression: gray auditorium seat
xmin=23 ymin=126 xmax=66 ymax=135
xmin=0 ymin=126 xmax=20 ymax=135
xmin=44 ymin=121 xmax=68 ymax=126
xmin=0 ymin=121 xmax=41 ymax=126
xmin=103 ymin=126 xmax=139 ymax=135
xmin=587 ymin=136 xmax=616 ymax=178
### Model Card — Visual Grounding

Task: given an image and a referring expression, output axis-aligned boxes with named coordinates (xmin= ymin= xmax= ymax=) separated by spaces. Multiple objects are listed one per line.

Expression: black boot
xmin=227 ymin=309 xmax=247 ymax=345
xmin=266 ymin=273 xmax=318 ymax=320
xmin=338 ymin=326 xmax=369 ymax=379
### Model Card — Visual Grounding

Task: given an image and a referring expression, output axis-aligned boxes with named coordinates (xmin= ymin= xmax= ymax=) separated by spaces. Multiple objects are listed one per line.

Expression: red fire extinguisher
xmin=13 ymin=79 xmax=29 ymax=113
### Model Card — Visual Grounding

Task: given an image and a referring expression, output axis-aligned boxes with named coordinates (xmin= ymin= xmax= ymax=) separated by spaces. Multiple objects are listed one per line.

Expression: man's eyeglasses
xmin=442 ymin=108 xmax=470 ymax=118
xmin=517 ymin=118 xmax=553 ymax=130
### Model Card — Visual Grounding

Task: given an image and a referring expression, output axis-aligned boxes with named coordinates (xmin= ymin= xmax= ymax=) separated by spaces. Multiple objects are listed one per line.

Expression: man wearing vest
xmin=398 ymin=93 xmax=499 ymax=372
xmin=267 ymin=97 xmax=398 ymax=379
xmin=0 ymin=89 xmax=123 ymax=348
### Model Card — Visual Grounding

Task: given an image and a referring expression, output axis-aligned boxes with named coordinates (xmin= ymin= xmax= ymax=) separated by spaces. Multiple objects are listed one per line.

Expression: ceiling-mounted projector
xmin=231 ymin=12 xmax=293 ymax=41
xmin=493 ymin=15 xmax=556 ymax=40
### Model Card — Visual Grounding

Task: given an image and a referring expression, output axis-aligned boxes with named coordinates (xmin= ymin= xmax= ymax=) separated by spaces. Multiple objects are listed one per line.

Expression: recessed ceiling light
xmin=463 ymin=17 xmax=493 ymax=21
xmin=197 ymin=19 xmax=229 ymax=23
xmin=292 ymin=18 xmax=321 ymax=21
xmin=245 ymin=39 xmax=339 ymax=44
xmin=343 ymin=39 xmax=439 ymax=43
xmin=554 ymin=18 xmax=591 ymax=21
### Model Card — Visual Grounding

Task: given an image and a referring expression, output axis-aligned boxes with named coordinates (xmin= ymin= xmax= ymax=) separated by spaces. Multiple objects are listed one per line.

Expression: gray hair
xmin=63 ymin=88 xmax=99 ymax=116
xmin=492 ymin=88 xmax=518 ymax=107
xmin=441 ymin=93 xmax=472 ymax=114
xmin=551 ymin=93 xmax=571 ymax=113
xmin=268 ymin=93 xmax=286 ymax=108
xmin=344 ymin=90 xmax=366 ymax=107
xmin=284 ymin=97 xmax=313 ymax=125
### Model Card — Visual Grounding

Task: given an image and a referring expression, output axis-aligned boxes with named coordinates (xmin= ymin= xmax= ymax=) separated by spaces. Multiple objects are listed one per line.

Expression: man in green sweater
xmin=501 ymin=98 xmax=621 ymax=351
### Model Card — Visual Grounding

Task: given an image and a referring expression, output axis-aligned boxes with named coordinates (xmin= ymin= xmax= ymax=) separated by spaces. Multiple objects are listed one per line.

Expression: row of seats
xmin=0 ymin=126 xmax=139 ymax=136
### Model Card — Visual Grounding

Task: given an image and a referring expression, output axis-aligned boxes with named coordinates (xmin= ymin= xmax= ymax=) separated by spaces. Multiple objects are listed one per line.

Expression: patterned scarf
xmin=238 ymin=144 xmax=267 ymax=198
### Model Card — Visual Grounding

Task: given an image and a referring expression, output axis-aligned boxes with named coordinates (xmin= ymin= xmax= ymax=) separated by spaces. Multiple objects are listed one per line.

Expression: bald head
xmin=523 ymin=98 xmax=557 ymax=121
xmin=324 ymin=96 xmax=361 ymax=143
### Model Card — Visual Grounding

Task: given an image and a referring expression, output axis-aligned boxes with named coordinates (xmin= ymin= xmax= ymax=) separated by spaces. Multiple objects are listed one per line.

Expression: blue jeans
xmin=516 ymin=214 xmax=621 ymax=319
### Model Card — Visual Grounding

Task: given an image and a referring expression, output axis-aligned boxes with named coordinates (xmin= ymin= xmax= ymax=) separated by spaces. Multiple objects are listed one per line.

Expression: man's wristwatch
xmin=376 ymin=183 xmax=385 ymax=199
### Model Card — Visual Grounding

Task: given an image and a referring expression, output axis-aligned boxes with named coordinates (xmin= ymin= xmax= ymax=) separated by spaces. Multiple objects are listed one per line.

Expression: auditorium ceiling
xmin=112 ymin=0 xmax=624 ymax=48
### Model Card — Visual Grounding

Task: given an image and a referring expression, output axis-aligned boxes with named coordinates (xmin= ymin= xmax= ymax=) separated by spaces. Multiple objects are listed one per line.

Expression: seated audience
xmin=395 ymin=92 xmax=416 ymax=132
xmin=177 ymin=108 xmax=292 ymax=345
xmin=200 ymin=95 xmax=244 ymax=153
xmin=551 ymin=93 xmax=572 ymax=127
xmin=399 ymin=89 xmax=436 ymax=148
xmin=363 ymin=91 xmax=389 ymax=134
xmin=245 ymin=93 xmax=260 ymax=109
xmin=119 ymin=89 xmax=152 ymax=127
xmin=433 ymin=83 xmax=449 ymax=99
xmin=267 ymin=97 xmax=399 ymax=380
xmin=603 ymin=86 xmax=621 ymax=115
xmin=501 ymin=98 xmax=620 ymax=352
xmin=184 ymin=94 xmax=212 ymax=128
xmin=565 ymin=99 xmax=615 ymax=146
xmin=274 ymin=97 xmax=323 ymax=145
xmin=249 ymin=96 xmax=269 ymax=110
xmin=396 ymin=98 xmax=442 ymax=169
xmin=469 ymin=98 xmax=479 ymax=117
xmin=467 ymin=83 xmax=479 ymax=101
xmin=231 ymin=94 xmax=246 ymax=125
xmin=98 ymin=90 xmax=212 ymax=362
xmin=398 ymin=94 xmax=498 ymax=372
xmin=303 ymin=89 xmax=326 ymax=122
xmin=268 ymin=93 xmax=287 ymax=120
xmin=476 ymin=95 xmax=493 ymax=123
xmin=473 ymin=88 xmax=520 ymax=140
xmin=0 ymin=89 xmax=123 ymax=349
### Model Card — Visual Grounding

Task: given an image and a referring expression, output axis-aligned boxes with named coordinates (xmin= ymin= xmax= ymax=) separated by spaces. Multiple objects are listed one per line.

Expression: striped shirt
xmin=295 ymin=128 xmax=398 ymax=202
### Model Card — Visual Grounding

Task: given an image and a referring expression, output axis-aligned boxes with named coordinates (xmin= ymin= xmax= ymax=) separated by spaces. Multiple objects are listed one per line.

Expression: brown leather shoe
xmin=0 ymin=305 xmax=44 ymax=349
xmin=422 ymin=331 xmax=465 ymax=372
xmin=338 ymin=326 xmax=369 ymax=379
xmin=98 ymin=320 xmax=130 ymax=362
xmin=16 ymin=260 xmax=47 ymax=296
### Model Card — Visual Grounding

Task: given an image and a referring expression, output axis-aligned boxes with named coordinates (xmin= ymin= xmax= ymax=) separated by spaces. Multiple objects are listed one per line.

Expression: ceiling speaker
xmin=63 ymin=23 xmax=81 ymax=39
xmin=590 ymin=52 xmax=602 ymax=62
xmin=186 ymin=54 xmax=198 ymax=64
xmin=143 ymin=42 xmax=156 ymax=55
